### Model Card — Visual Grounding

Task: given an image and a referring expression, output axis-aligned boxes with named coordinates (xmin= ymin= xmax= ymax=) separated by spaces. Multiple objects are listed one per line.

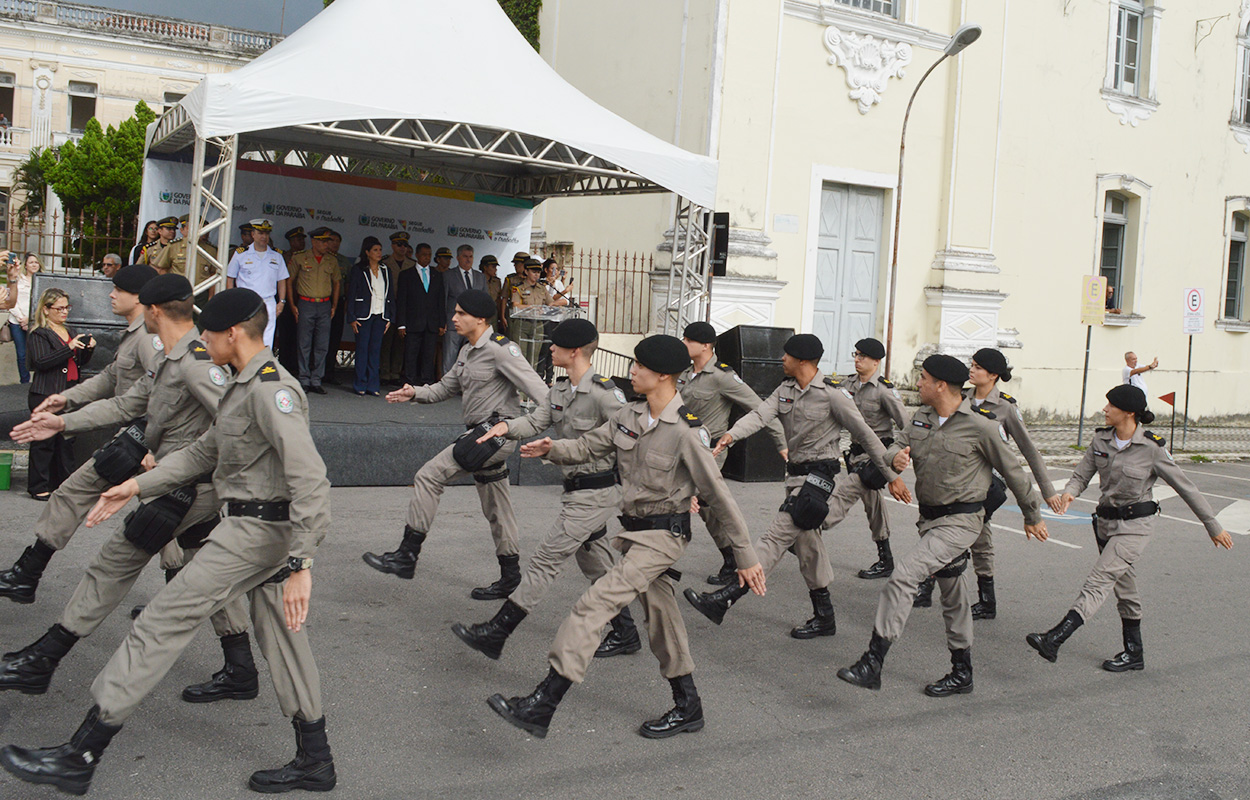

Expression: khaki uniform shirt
xmin=333 ymin=253 xmax=353 ymax=284
xmin=140 ymin=241 xmax=170 ymax=267
xmin=512 ymin=282 xmax=548 ymax=307
xmin=383 ymin=254 xmax=416 ymax=284
xmin=886 ymin=399 xmax=1043 ymax=526
xmin=134 ymin=350 xmax=331 ymax=560
xmin=964 ymin=385 xmax=1057 ymax=498
xmin=151 ymin=239 xmax=186 ymax=276
xmin=60 ymin=315 xmax=161 ymax=410
xmin=545 ymin=393 xmax=761 ymax=569
xmin=290 ymin=251 xmax=339 ymax=300
xmin=1063 ymin=425 xmax=1222 ymax=538
xmin=728 ymin=371 xmax=896 ymax=480
xmin=678 ymin=360 xmax=786 ymax=447
xmin=485 ymin=275 xmax=502 ymax=305
xmin=409 ymin=329 xmax=549 ymax=425
xmin=844 ymin=372 xmax=908 ymax=441
xmin=62 ymin=328 xmax=225 ymax=459
xmin=507 ymin=373 xmax=626 ymax=477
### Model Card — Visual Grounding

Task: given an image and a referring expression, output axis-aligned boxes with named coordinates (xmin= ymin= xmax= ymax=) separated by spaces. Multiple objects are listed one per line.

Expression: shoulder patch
xmin=151 ymin=334 xmax=164 ymax=351
xmin=678 ymin=405 xmax=702 ymax=427
xmin=491 ymin=334 xmax=511 ymax=346
xmin=1145 ymin=431 xmax=1167 ymax=448
xmin=189 ymin=341 xmax=211 ymax=360
xmin=999 ymin=392 xmax=1017 ymax=404
xmin=507 ymin=343 xmax=523 ymax=359
xmin=274 ymin=389 xmax=295 ymax=414
xmin=973 ymin=405 xmax=997 ymax=420
xmin=824 ymin=376 xmax=841 ymax=387
xmin=880 ymin=378 xmax=893 ymax=387
xmin=258 ymin=361 xmax=281 ymax=382
xmin=207 ymin=365 xmax=228 ymax=386
xmin=698 ymin=427 xmax=712 ymax=448
xmin=998 ymin=424 xmax=1009 ymax=443
xmin=613 ymin=388 xmax=627 ymax=404
xmin=592 ymin=373 xmax=611 ymax=385
xmin=715 ymin=362 xmax=734 ymax=372
xmin=234 ymin=246 xmax=246 ymax=254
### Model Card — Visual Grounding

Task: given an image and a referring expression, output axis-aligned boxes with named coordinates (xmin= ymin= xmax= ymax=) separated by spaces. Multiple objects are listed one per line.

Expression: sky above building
xmin=93 ymin=0 xmax=323 ymax=35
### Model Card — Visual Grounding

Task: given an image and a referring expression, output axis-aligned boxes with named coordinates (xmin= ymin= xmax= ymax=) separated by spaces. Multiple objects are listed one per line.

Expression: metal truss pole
xmin=661 ymin=197 xmax=711 ymax=336
xmin=186 ymin=134 xmax=239 ymax=302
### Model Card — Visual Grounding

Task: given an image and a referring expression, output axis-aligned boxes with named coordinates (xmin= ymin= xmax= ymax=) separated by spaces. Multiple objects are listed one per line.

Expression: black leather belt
xmin=849 ymin=438 xmax=893 ymax=457
xmin=226 ymin=501 xmax=290 ymax=521
xmin=563 ymin=468 xmax=619 ymax=493
xmin=466 ymin=413 xmax=508 ymax=431
xmin=919 ymin=501 xmax=984 ymax=520
xmin=1095 ymin=501 xmax=1159 ymax=521
xmin=619 ymin=512 xmax=692 ymax=541
xmin=787 ymin=459 xmax=840 ymax=477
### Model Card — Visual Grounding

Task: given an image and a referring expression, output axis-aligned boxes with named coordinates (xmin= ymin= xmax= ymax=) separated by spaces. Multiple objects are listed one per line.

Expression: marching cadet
xmin=1 ymin=274 xmax=256 ymax=705
xmin=1027 ymin=385 xmax=1232 ymax=671
xmin=962 ymin=348 xmax=1061 ymax=620
xmin=381 ymin=231 xmax=416 ymax=386
xmin=366 ymin=289 xmax=549 ymax=599
xmin=683 ymin=334 xmax=905 ymax=639
xmin=226 ymin=219 xmax=289 ymax=348
xmin=488 ymin=335 xmax=765 ymax=740
xmin=837 ymin=355 xmax=1047 ymax=697
xmin=676 ymin=321 xmax=787 ymax=585
xmin=288 ymin=228 xmax=340 ymax=394
xmin=452 ymin=318 xmax=640 ymax=661
xmin=0 ymin=288 xmax=336 ymax=796
xmin=140 ymin=216 xmax=178 ymax=266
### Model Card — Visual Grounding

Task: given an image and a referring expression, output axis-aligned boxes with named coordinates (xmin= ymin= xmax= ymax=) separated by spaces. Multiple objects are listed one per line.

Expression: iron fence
xmin=3 ymin=209 xmax=141 ymax=275
xmin=530 ymin=248 xmax=653 ymax=335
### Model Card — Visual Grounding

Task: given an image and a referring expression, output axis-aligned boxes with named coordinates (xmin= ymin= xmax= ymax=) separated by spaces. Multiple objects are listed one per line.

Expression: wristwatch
xmin=287 ymin=556 xmax=313 ymax=572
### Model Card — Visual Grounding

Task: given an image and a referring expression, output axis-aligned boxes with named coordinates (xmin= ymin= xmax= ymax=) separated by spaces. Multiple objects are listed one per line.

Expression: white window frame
xmin=1093 ymin=175 xmax=1150 ymax=326
xmin=1101 ymin=1 xmax=1161 ymax=125
xmin=1217 ymin=199 xmax=1250 ymax=332
xmin=830 ymin=0 xmax=900 ymax=21
xmin=1230 ymin=12 xmax=1250 ymax=151
xmin=1101 ymin=194 xmax=1128 ymax=308
xmin=67 ymin=81 xmax=97 ymax=134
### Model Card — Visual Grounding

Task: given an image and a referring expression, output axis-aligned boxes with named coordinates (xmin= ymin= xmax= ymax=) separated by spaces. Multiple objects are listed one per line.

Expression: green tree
xmin=322 ymin=0 xmax=541 ymax=50
xmin=10 ymin=147 xmax=56 ymax=223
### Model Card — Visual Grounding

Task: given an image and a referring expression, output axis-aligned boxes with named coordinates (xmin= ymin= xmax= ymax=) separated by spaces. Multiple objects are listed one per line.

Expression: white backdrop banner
xmin=138 ymin=157 xmax=535 ymax=259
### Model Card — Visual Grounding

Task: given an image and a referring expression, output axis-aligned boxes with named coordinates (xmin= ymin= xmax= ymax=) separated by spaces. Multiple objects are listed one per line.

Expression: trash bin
xmin=0 ymin=452 xmax=12 ymax=491
xmin=717 ymin=325 xmax=794 ymax=482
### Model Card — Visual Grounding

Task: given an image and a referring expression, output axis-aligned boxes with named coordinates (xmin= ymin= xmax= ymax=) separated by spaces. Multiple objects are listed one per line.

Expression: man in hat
xmin=141 ymin=216 xmax=179 ymax=267
xmin=510 ymin=257 xmax=550 ymax=370
xmin=288 ymin=228 xmax=341 ymax=394
xmin=453 ymin=318 xmax=640 ymax=662
xmin=684 ymin=333 xmax=906 ymax=639
xmin=151 ymin=218 xmax=217 ymax=295
xmin=322 ymin=231 xmax=353 ymax=384
xmin=837 ymin=354 xmax=1047 ymax=697
xmin=380 ymin=232 xmax=416 ymax=386
xmin=226 ymin=219 xmax=288 ymax=347
xmin=433 ymin=246 xmax=453 ymax=273
xmin=479 ymin=254 xmax=503 ymax=330
xmin=0 ymin=288 xmax=337 ymax=796
xmin=501 ymin=251 xmax=530 ymax=335
xmin=232 ymin=222 xmax=254 ymax=255
xmin=282 ymin=227 xmax=306 ymax=266
xmin=488 ymin=334 xmax=765 ymax=740
xmin=441 ymin=244 xmax=486 ymax=374
xmin=396 ymin=241 xmax=444 ymax=386
xmin=367 ymin=289 xmax=548 ymax=600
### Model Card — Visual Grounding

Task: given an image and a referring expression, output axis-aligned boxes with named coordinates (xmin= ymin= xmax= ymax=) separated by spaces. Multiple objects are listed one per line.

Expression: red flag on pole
xmin=1159 ymin=392 xmax=1176 ymax=407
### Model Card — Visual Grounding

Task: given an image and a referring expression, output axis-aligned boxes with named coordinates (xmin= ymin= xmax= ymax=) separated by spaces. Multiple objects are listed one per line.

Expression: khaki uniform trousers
xmin=91 ymin=517 xmax=321 ymax=726
xmin=873 ymin=513 xmax=979 ymax=651
xmin=970 ymin=522 xmax=994 ymax=578
xmin=817 ymin=473 xmax=893 ymax=543
xmin=549 ymin=529 xmax=692 ymax=683
xmin=407 ymin=440 xmax=519 ymax=557
xmin=510 ymin=485 xmax=621 ymax=613
xmin=1072 ymin=528 xmax=1146 ymax=621
xmin=753 ymin=475 xmax=850 ymax=590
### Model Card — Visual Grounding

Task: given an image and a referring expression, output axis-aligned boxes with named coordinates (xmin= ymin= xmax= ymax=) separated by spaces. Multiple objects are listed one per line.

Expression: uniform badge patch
xmin=998 ymin=424 xmax=1009 ymax=443
xmin=616 ymin=423 xmax=639 ymax=439
xmin=699 ymin=428 xmax=712 ymax=448
xmin=275 ymin=389 xmax=295 ymax=414
xmin=152 ymin=335 xmax=164 ymax=351
xmin=733 ymin=374 xmax=743 ymax=384
xmin=892 ymin=388 xmax=902 ymax=400
xmin=841 ymin=388 xmax=853 ymax=400
xmin=208 ymin=366 xmax=228 ymax=386
xmin=613 ymin=388 xmax=627 ymax=404
xmin=507 ymin=343 xmax=522 ymax=359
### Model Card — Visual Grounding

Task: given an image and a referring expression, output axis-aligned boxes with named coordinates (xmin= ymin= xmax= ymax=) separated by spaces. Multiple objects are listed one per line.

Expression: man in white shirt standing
xmin=1121 ymin=351 xmax=1156 ymax=397
xmin=226 ymin=219 xmax=289 ymax=347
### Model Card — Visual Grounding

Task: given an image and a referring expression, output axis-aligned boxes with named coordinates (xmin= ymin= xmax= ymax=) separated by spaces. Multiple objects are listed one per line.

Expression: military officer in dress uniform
xmin=500 ymin=250 xmax=529 ymax=334
xmin=0 ymin=288 xmax=337 ymax=796
xmin=381 ymin=231 xmax=417 ymax=385
xmin=366 ymin=289 xmax=549 ymax=599
xmin=1027 ymin=385 xmax=1233 ymax=671
xmin=232 ymin=221 xmax=254 ymax=254
xmin=452 ymin=318 xmax=640 ymax=661
xmin=684 ymin=334 xmax=905 ymax=639
xmin=323 ymin=230 xmax=354 ymax=385
xmin=151 ymin=216 xmax=219 ymax=303
xmin=1 ymin=275 xmax=256 ymax=705
xmin=226 ymin=219 xmax=289 ymax=347
xmin=140 ymin=216 xmax=178 ymax=267
xmin=480 ymin=254 xmax=504 ymax=330
xmin=838 ymin=354 xmax=1047 ymax=697
xmin=289 ymin=228 xmax=340 ymax=394
xmin=510 ymin=258 xmax=550 ymax=369
xmin=488 ymin=335 xmax=766 ymax=740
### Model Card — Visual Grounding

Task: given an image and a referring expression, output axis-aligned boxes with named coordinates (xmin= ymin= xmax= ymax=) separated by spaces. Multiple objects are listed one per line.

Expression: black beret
xmin=855 ymin=337 xmax=885 ymax=360
xmin=922 ymin=354 xmax=969 ymax=386
xmin=634 ymin=334 xmax=691 ymax=375
xmin=682 ymin=321 xmax=717 ymax=344
xmin=972 ymin=348 xmax=1011 ymax=380
xmin=138 ymin=273 xmax=193 ymax=305
xmin=784 ymin=333 xmax=824 ymax=361
xmin=112 ymin=264 xmax=158 ymax=294
xmin=550 ymin=318 xmax=598 ymax=349
xmin=456 ymin=288 xmax=496 ymax=319
xmin=199 ymin=288 xmax=266 ymax=332
xmin=1106 ymin=384 xmax=1147 ymax=414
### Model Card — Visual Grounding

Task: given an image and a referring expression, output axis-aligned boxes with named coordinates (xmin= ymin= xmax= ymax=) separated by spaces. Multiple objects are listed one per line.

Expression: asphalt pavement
xmin=0 ymin=461 xmax=1246 ymax=800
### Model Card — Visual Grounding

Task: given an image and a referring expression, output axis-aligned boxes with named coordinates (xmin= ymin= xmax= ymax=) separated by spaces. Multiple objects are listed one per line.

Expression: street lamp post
xmin=882 ymin=24 xmax=982 ymax=379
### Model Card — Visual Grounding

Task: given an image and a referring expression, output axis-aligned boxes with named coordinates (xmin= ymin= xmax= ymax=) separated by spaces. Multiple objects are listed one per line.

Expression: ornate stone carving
xmin=1234 ymin=127 xmax=1250 ymax=154
xmin=72 ymin=48 xmax=99 ymax=56
xmin=822 ymin=25 xmax=912 ymax=115
xmin=1101 ymin=91 xmax=1156 ymax=126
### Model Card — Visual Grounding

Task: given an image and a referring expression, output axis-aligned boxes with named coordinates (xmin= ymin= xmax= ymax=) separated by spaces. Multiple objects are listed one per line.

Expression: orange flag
xmin=1158 ymin=392 xmax=1176 ymax=407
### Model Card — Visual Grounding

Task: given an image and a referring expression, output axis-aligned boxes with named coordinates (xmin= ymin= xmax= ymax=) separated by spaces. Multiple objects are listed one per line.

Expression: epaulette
xmin=189 ymin=340 xmax=211 ymax=360
xmin=824 ymin=376 xmax=841 ymax=387
xmin=1095 ymin=425 xmax=1112 ymax=433
xmin=678 ymin=405 xmax=702 ymax=427
xmin=972 ymin=405 xmax=997 ymax=420
xmin=999 ymin=392 xmax=1017 ymax=404
xmin=1145 ymin=431 xmax=1167 ymax=447
xmin=880 ymin=378 xmax=894 ymax=387
xmin=234 ymin=246 xmax=246 ymax=254
xmin=591 ymin=373 xmax=612 ymax=387
xmin=491 ymin=334 xmax=511 ymax=346
xmin=258 ymin=361 xmax=281 ymax=382
xmin=715 ymin=362 xmax=735 ymax=372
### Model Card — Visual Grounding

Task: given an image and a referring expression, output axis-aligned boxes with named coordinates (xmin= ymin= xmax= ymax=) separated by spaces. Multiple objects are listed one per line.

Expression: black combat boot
xmin=248 ymin=716 xmax=337 ymax=793
xmin=683 ymin=583 xmax=749 ymax=625
xmin=706 ymin=546 xmax=737 ymax=585
xmin=594 ymin=605 xmax=642 ymax=658
xmin=0 ymin=705 xmax=121 ymax=796
xmin=837 ymin=630 xmax=891 ymax=690
xmin=971 ymin=576 xmax=997 ymax=620
xmin=451 ymin=600 xmax=528 ymax=660
xmin=1026 ymin=609 xmax=1084 ymax=663
xmin=0 ymin=624 xmax=79 ymax=694
xmin=1101 ymin=618 xmax=1144 ymax=672
xmin=132 ymin=566 xmax=182 ymax=619
xmin=924 ymin=647 xmax=974 ymax=697
xmin=471 ymin=554 xmax=522 ymax=600
xmin=487 ymin=666 xmax=574 ymax=739
xmin=790 ymin=588 xmax=837 ymax=639
xmin=361 ymin=526 xmax=426 ymax=579
xmin=857 ymin=539 xmax=894 ymax=579
xmin=0 ymin=540 xmax=56 ymax=604
xmin=182 ymin=631 xmax=260 ymax=703
xmin=913 ymin=576 xmax=935 ymax=608
xmin=639 ymin=674 xmax=705 ymax=739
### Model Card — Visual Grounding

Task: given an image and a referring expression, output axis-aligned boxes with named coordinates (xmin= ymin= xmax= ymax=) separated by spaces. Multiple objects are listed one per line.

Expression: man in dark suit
xmin=396 ymin=242 xmax=445 ymax=386
xmin=442 ymin=244 xmax=486 ymax=373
